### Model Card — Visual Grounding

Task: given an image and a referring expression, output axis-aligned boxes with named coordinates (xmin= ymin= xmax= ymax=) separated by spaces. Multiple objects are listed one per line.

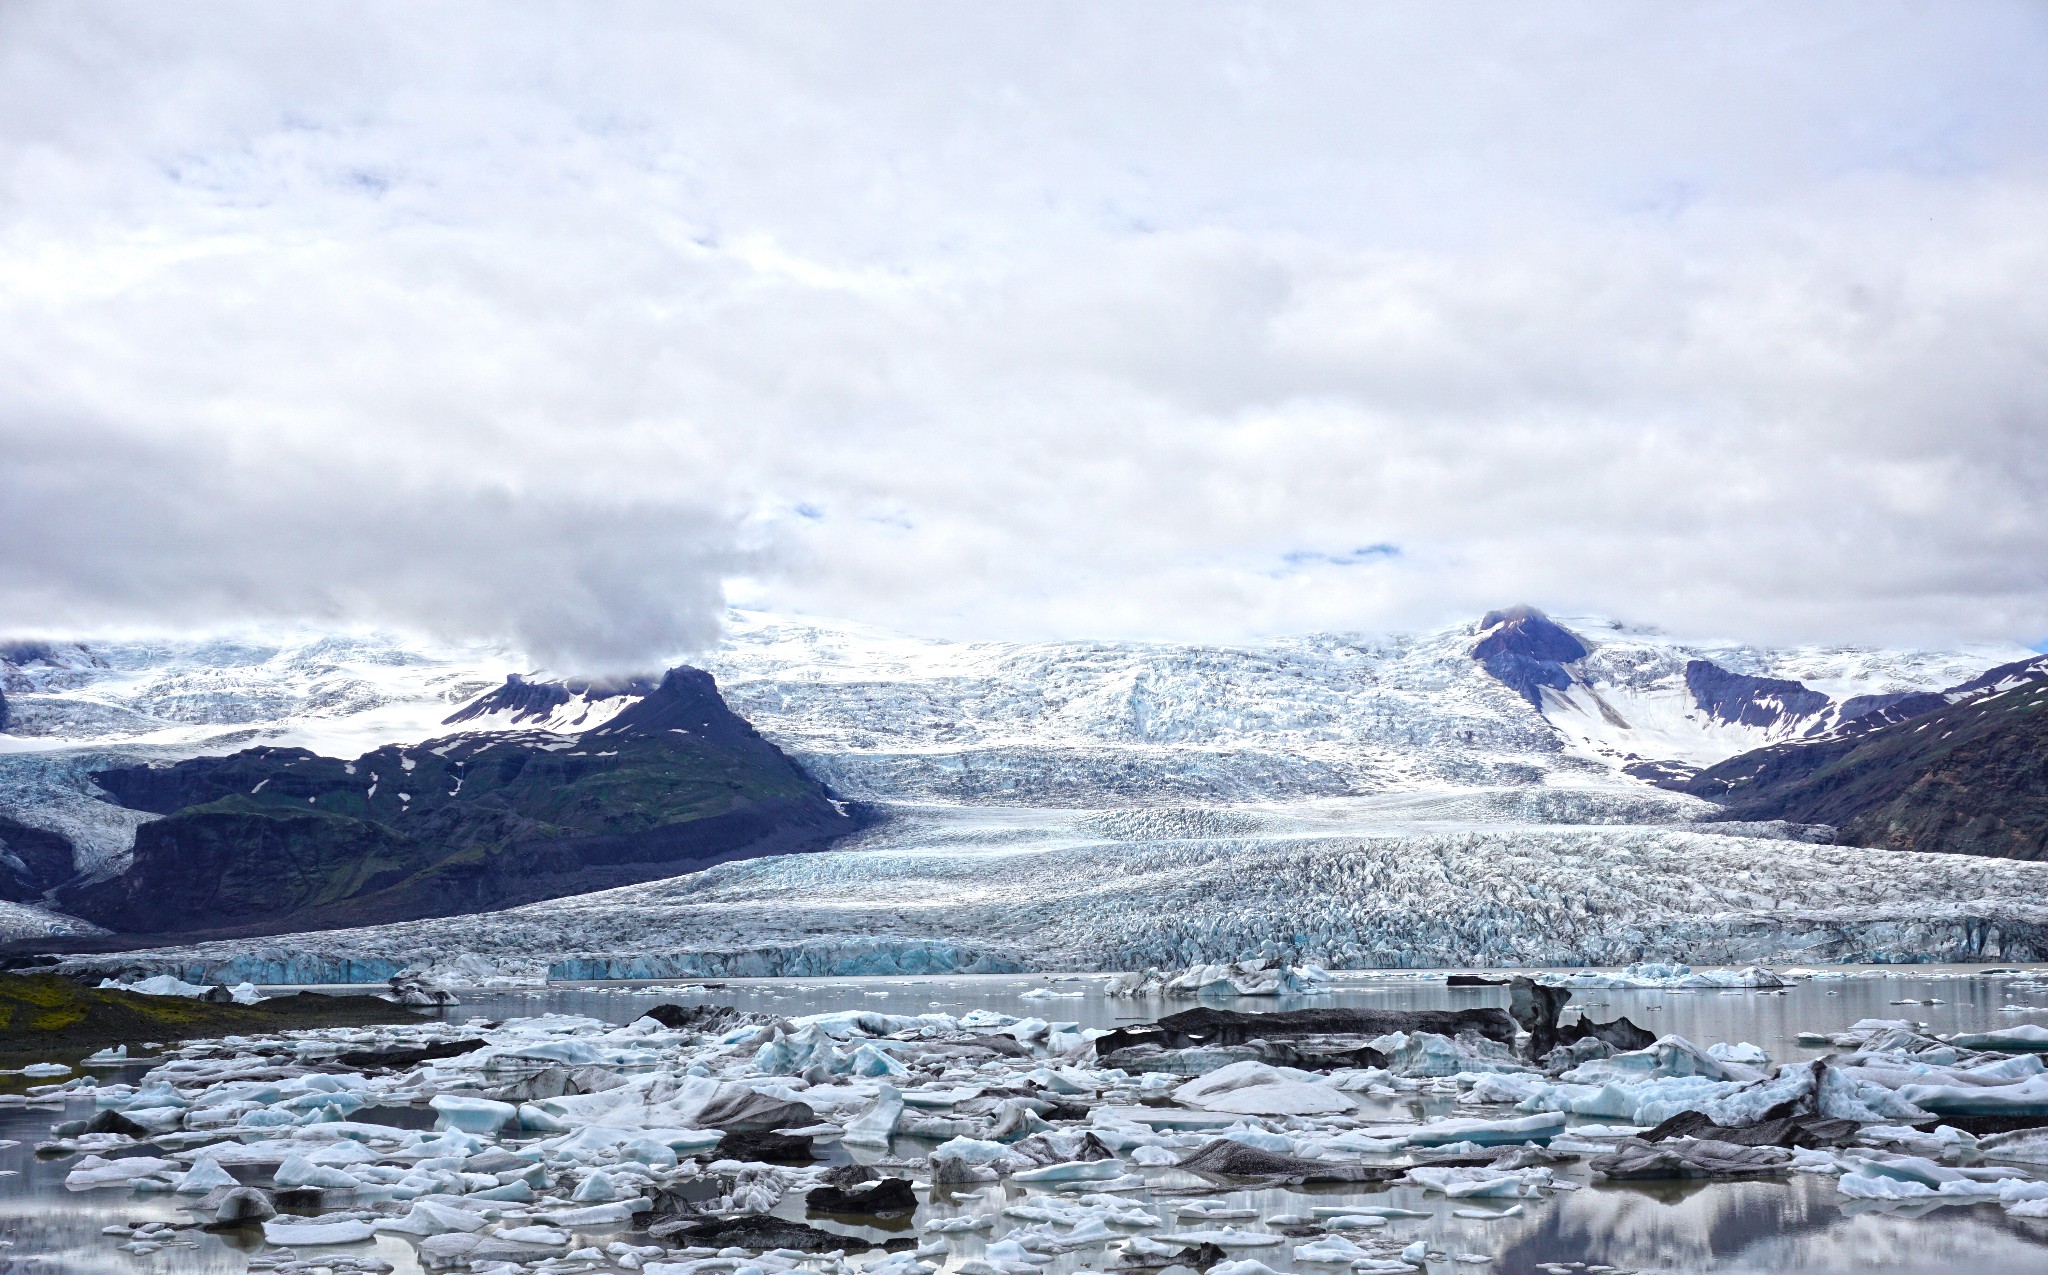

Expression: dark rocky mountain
xmin=62 ymin=666 xmax=866 ymax=938
xmin=0 ymin=815 xmax=73 ymax=904
xmin=1680 ymin=655 xmax=2048 ymax=861
xmin=440 ymin=672 xmax=656 ymax=726
xmin=1681 ymin=660 xmax=1830 ymax=730
xmin=1469 ymin=606 xmax=1895 ymax=748
xmin=1471 ymin=606 xmax=1589 ymax=707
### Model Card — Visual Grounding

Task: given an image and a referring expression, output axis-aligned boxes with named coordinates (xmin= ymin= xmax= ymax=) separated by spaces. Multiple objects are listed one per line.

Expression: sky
xmin=3 ymin=2 xmax=2046 ymax=672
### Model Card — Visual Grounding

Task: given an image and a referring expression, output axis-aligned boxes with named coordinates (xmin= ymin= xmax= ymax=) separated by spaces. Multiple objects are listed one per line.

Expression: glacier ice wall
xmin=71 ymin=798 xmax=2048 ymax=983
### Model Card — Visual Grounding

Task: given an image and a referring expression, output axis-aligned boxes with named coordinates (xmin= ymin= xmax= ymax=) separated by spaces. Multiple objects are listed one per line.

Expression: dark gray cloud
xmin=3 ymin=2 xmax=2046 ymax=664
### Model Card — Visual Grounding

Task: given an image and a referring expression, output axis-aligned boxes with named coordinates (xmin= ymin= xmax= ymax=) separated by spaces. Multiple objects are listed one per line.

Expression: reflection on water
xmin=0 ymin=1094 xmax=258 ymax=1275
xmin=463 ymin=964 xmax=2048 ymax=1065
xmin=1505 ymin=1175 xmax=2048 ymax=1274
xmin=3 ymin=965 xmax=2046 ymax=1275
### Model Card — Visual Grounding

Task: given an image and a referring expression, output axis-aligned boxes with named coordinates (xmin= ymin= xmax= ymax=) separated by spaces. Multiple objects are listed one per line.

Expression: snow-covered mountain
xmin=6 ymin=608 xmax=2043 ymax=968
xmin=700 ymin=606 xmax=2020 ymax=796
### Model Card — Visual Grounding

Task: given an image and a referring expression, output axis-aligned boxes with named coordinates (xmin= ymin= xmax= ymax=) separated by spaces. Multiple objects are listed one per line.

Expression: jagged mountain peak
xmin=1459 ymin=606 xmax=2035 ymax=772
xmin=442 ymin=670 xmax=657 ymax=730
xmin=440 ymin=664 xmax=764 ymax=749
xmin=1471 ymin=606 xmax=1589 ymax=707
xmin=1680 ymin=659 xmax=1830 ymax=730
xmin=1949 ymin=653 xmax=2048 ymax=699
xmin=586 ymin=666 xmax=766 ymax=750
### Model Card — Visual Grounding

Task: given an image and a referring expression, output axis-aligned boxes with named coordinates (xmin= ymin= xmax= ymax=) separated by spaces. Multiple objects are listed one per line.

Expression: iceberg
xmin=1174 ymin=1061 xmax=1356 ymax=1116
xmin=843 ymin=1083 xmax=905 ymax=1147
xmin=1894 ymin=1073 xmax=2048 ymax=1118
xmin=430 ymin=1094 xmax=518 ymax=1134
xmin=1947 ymin=1024 xmax=2048 ymax=1053
xmin=262 ymin=1217 xmax=376 ymax=1245
xmin=1405 ymin=1165 xmax=1553 ymax=1198
xmin=1401 ymin=1112 xmax=1567 ymax=1148
xmin=171 ymin=1158 xmax=238 ymax=1193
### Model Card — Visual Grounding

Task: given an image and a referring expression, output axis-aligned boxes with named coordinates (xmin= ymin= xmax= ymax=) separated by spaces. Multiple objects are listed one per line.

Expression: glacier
xmin=70 ymin=798 xmax=2048 ymax=985
xmin=8 ymin=609 xmax=2045 ymax=976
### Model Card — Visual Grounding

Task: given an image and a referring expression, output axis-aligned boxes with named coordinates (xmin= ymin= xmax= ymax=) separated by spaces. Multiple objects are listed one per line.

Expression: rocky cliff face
xmin=0 ymin=815 xmax=73 ymax=903
xmin=1682 ymin=656 xmax=2048 ymax=861
xmin=62 ymin=666 xmax=863 ymax=938
xmin=1470 ymin=606 xmax=1589 ymax=708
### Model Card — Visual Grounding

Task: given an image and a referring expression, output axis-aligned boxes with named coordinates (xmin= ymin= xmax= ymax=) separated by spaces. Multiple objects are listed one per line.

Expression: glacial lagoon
xmin=5 ymin=967 xmax=2048 ymax=1275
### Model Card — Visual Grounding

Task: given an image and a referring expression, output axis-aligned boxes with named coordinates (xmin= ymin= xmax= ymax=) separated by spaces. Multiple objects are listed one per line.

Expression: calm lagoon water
xmin=5 ymin=966 xmax=2046 ymax=1275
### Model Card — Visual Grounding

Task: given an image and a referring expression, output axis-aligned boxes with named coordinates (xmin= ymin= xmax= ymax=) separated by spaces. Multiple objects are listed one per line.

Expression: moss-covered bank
xmin=0 ymin=972 xmax=422 ymax=1066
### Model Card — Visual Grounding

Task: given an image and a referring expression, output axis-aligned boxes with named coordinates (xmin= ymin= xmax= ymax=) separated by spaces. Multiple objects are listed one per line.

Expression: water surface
xmin=6 ymin=966 xmax=2047 ymax=1275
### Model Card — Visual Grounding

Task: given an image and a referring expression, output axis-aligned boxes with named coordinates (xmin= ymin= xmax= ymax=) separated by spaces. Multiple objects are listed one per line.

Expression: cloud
xmin=2 ymin=1 xmax=2046 ymax=665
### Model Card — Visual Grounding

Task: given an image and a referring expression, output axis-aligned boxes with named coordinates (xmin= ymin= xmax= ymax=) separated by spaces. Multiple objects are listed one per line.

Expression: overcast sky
xmin=3 ymin=2 xmax=2046 ymax=671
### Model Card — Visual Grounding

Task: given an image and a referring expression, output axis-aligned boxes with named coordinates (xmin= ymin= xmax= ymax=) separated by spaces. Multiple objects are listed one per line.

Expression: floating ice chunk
xmin=1818 ymin=1066 xmax=1932 ymax=1123
xmin=18 ymin=1062 xmax=70 ymax=1077
xmin=497 ymin=1225 xmax=571 ymax=1246
xmin=1118 ymin=958 xmax=1330 ymax=999
xmin=1293 ymin=1235 xmax=1376 ymax=1264
xmin=1377 ymin=1032 xmax=1525 ymax=1078
xmin=1836 ymin=1173 xmax=1947 ymax=1202
xmin=755 ymin=1023 xmax=840 ymax=1075
xmin=172 ymin=1158 xmax=238 ymax=1193
xmin=1562 ymin=1035 xmax=1760 ymax=1084
xmin=1464 ymin=1073 xmax=1550 ymax=1105
xmin=1540 ymin=964 xmax=1786 ymax=990
xmin=64 ymin=1155 xmax=180 ymax=1188
xmin=263 ymin=1217 xmax=376 ymax=1245
xmin=982 ymin=1238 xmax=1045 ymax=1266
xmin=1846 ymin=1150 xmax=2027 ymax=1190
xmin=933 ymin=1136 xmax=1013 ymax=1168
xmin=1406 ymin=1166 xmax=1552 ymax=1198
xmin=1895 ymin=1074 xmax=2048 ymax=1118
xmin=100 ymin=974 xmax=217 ymax=998
xmin=572 ymin=1169 xmax=620 ymax=1201
xmin=274 ymin=1155 xmax=364 ymax=1190
xmin=1452 ymin=1205 xmax=1523 ymax=1220
xmin=374 ymin=1201 xmax=490 ymax=1236
xmin=924 ymin=1213 xmax=995 ymax=1234
xmin=847 ymin=1044 xmax=910 ymax=1078
xmin=430 ymin=1094 xmax=517 ymax=1134
xmin=1979 ymin=1128 xmax=2048 ymax=1166
xmin=542 ymin=1200 xmax=639 ymax=1227
xmin=1164 ymin=1228 xmax=1285 ymax=1248
xmin=1175 ymin=1062 xmax=1356 ymax=1116
xmin=1012 ymin=1160 xmax=1127 ymax=1184
xmin=1403 ymin=1113 xmax=1566 ymax=1148
xmin=1947 ymin=1025 xmax=2048 ymax=1053
xmin=844 ymin=1083 xmax=905 ymax=1147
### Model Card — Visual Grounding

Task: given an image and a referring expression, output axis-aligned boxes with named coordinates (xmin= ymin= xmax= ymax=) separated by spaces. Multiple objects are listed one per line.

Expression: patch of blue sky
xmin=1279 ymin=544 xmax=1401 ymax=569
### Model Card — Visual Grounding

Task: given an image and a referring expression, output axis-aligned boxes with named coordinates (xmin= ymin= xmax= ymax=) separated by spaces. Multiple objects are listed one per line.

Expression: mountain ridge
xmin=52 ymin=665 xmax=865 ymax=940
xmin=1677 ymin=654 xmax=2048 ymax=861
xmin=2 ymin=608 xmax=2037 ymax=966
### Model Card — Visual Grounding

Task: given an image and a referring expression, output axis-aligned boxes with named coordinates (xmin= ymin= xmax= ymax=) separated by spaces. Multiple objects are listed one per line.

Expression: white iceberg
xmin=1174 ymin=1061 xmax=1356 ymax=1116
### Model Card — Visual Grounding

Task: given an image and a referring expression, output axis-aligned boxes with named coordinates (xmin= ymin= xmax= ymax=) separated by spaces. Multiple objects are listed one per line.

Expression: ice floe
xmin=27 ymin=972 xmax=2048 ymax=1275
